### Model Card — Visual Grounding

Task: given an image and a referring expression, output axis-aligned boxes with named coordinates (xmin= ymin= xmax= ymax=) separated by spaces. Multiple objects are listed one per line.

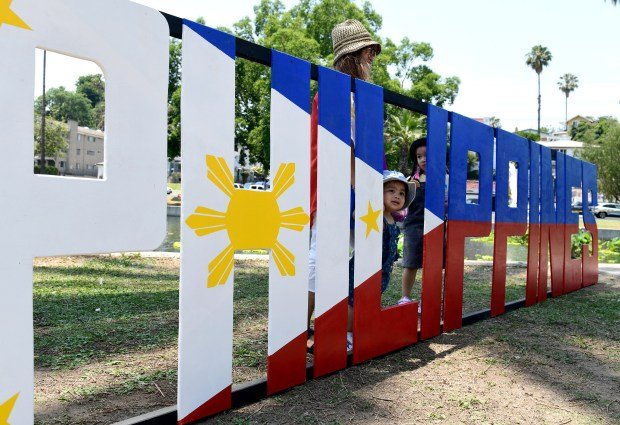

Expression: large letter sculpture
xmin=0 ymin=0 xmax=169 ymax=423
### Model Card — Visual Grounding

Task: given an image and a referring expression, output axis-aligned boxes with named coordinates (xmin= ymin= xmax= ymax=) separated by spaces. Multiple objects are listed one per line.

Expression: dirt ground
xmin=33 ymin=270 xmax=619 ymax=425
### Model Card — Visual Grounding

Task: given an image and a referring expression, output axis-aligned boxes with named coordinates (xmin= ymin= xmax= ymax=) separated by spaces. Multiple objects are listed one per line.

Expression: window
xmin=87 ymin=150 xmax=95 ymax=156
xmin=88 ymin=136 xmax=95 ymax=142
xmin=76 ymin=163 xmax=80 ymax=170
xmin=59 ymin=161 xmax=65 ymax=168
xmin=76 ymin=148 xmax=81 ymax=155
xmin=86 ymin=164 xmax=93 ymax=170
xmin=77 ymin=134 xmax=81 ymax=141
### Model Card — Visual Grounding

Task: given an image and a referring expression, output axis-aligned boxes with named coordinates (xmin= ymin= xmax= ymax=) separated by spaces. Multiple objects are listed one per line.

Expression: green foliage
xmin=35 ymin=86 xmax=95 ymax=127
xmin=384 ymin=108 xmax=425 ymax=173
xmin=571 ymin=229 xmax=592 ymax=259
xmin=525 ymin=45 xmax=552 ymax=75
xmin=515 ymin=130 xmax=540 ymax=141
xmin=578 ymin=117 xmax=620 ymax=201
xmin=34 ymin=114 xmax=69 ymax=158
xmin=76 ymin=74 xmax=105 ymax=108
xmin=33 ymin=165 xmax=60 ymax=175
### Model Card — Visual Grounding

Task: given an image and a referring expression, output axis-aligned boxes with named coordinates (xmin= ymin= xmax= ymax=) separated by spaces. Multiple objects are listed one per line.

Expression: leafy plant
xmin=571 ymin=229 xmax=592 ymax=259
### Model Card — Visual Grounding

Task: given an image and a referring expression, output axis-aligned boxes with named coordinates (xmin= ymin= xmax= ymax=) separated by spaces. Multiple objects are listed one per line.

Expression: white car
xmin=166 ymin=187 xmax=173 ymax=195
xmin=590 ymin=203 xmax=620 ymax=219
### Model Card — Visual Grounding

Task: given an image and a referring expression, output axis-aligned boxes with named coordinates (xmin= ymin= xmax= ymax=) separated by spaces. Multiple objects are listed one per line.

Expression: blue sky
xmin=36 ymin=0 xmax=619 ymax=133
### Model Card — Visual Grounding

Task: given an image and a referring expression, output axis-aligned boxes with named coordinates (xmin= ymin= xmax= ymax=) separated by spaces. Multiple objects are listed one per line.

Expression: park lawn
xmin=33 ymin=255 xmax=618 ymax=424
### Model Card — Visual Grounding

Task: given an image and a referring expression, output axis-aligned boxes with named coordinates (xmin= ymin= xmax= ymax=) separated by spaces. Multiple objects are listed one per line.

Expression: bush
xmin=169 ymin=172 xmax=181 ymax=183
xmin=34 ymin=165 xmax=59 ymax=175
xmin=571 ymin=229 xmax=592 ymax=259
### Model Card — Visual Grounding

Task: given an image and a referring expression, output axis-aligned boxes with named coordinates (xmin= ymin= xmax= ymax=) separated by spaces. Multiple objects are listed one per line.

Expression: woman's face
xmin=358 ymin=46 xmax=376 ymax=81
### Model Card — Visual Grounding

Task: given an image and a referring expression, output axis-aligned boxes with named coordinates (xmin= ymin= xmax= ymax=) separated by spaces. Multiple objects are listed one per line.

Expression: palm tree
xmin=557 ymin=73 xmax=579 ymax=130
xmin=525 ymin=45 xmax=553 ymax=137
xmin=384 ymin=109 xmax=424 ymax=175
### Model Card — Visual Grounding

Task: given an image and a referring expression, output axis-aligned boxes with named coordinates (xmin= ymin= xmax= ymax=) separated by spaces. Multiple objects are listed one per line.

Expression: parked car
xmin=166 ymin=187 xmax=173 ymax=195
xmin=233 ymin=183 xmax=243 ymax=189
xmin=571 ymin=201 xmax=582 ymax=212
xmin=590 ymin=203 xmax=620 ymax=218
xmin=249 ymin=183 xmax=266 ymax=190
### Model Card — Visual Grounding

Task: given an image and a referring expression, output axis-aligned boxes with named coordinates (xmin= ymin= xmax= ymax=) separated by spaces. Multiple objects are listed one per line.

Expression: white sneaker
xmin=398 ymin=296 xmax=412 ymax=305
xmin=346 ymin=332 xmax=353 ymax=354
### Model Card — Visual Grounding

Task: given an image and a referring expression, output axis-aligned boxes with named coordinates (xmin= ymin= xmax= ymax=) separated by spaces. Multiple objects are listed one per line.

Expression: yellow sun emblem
xmin=0 ymin=393 xmax=19 ymax=425
xmin=186 ymin=155 xmax=310 ymax=287
xmin=0 ymin=0 xmax=31 ymax=30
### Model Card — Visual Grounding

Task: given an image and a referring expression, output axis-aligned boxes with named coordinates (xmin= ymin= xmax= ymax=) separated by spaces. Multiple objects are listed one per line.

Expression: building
xmin=63 ymin=120 xmax=104 ymax=177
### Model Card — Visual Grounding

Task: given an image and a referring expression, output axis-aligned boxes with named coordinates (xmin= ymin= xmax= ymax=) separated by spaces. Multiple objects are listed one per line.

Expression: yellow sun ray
xmin=186 ymin=206 xmax=227 ymax=236
xmin=0 ymin=0 xmax=31 ymax=30
xmin=206 ymin=155 xmax=234 ymax=198
xmin=0 ymin=392 xmax=19 ymax=425
xmin=272 ymin=241 xmax=295 ymax=276
xmin=207 ymin=243 xmax=234 ymax=287
xmin=271 ymin=163 xmax=295 ymax=199
xmin=280 ymin=207 xmax=310 ymax=231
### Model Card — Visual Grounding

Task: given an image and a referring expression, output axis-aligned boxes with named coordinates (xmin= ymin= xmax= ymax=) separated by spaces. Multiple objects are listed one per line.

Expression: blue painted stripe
xmin=540 ymin=146 xmax=556 ymax=224
xmin=556 ymin=152 xmax=567 ymax=225
xmin=565 ymin=155 xmax=581 ymax=225
xmin=318 ymin=66 xmax=350 ymax=146
xmin=183 ymin=19 xmax=235 ymax=60
xmin=271 ymin=50 xmax=310 ymax=114
xmin=529 ymin=142 xmax=541 ymax=224
xmin=582 ymin=161 xmax=597 ymax=225
xmin=495 ymin=129 xmax=528 ymax=224
xmin=426 ymin=104 xmax=449 ymax=218
xmin=448 ymin=113 xmax=494 ymax=222
xmin=354 ymin=80 xmax=383 ymax=174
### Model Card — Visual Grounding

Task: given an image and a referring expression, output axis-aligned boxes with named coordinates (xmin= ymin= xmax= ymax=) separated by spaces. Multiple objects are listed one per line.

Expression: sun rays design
xmin=186 ymin=155 xmax=310 ymax=287
xmin=0 ymin=393 xmax=19 ymax=425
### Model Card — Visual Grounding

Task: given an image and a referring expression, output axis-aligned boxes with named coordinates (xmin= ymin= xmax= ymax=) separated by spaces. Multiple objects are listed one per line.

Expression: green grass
xmin=167 ymin=183 xmax=181 ymax=191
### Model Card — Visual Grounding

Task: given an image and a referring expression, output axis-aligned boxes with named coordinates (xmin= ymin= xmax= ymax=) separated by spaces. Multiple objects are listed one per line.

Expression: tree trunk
xmin=565 ymin=94 xmax=568 ymax=131
xmin=537 ymin=72 xmax=541 ymax=137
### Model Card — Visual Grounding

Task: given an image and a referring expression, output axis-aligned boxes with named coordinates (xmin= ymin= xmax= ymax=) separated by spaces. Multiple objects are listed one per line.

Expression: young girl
xmin=346 ymin=170 xmax=415 ymax=350
xmin=399 ymin=138 xmax=427 ymax=309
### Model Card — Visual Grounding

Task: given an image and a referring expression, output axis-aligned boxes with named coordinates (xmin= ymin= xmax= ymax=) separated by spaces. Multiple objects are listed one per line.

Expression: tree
xmin=515 ymin=129 xmax=540 ymax=141
xmin=34 ymin=114 xmax=68 ymax=159
xmin=580 ymin=118 xmax=620 ymax=201
xmin=525 ymin=45 xmax=552 ymax=137
xmin=76 ymin=74 xmax=105 ymax=108
xmin=488 ymin=116 xmax=501 ymax=129
xmin=35 ymin=86 xmax=94 ymax=127
xmin=557 ymin=73 xmax=578 ymax=130
xmin=384 ymin=109 xmax=424 ymax=174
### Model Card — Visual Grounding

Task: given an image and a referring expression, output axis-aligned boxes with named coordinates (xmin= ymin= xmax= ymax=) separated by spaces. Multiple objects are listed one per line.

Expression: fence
xmin=0 ymin=1 xmax=598 ymax=424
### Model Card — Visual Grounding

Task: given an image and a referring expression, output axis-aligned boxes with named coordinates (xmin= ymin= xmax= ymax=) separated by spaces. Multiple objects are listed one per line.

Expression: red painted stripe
xmin=178 ymin=385 xmax=232 ymax=425
xmin=582 ymin=224 xmax=598 ymax=286
xmin=526 ymin=224 xmax=541 ymax=306
xmin=313 ymin=298 xmax=348 ymax=378
xmin=421 ymin=224 xmax=445 ymax=340
xmin=491 ymin=222 xmax=527 ymax=317
xmin=564 ymin=223 xmax=582 ymax=293
xmin=444 ymin=220 xmax=492 ymax=332
xmin=267 ymin=330 xmax=307 ymax=395
xmin=352 ymin=270 xmax=417 ymax=364
xmin=538 ymin=224 xmax=551 ymax=302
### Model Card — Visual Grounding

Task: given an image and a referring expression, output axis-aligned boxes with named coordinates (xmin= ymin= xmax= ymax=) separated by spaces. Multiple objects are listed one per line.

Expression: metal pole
xmin=40 ymin=50 xmax=47 ymax=174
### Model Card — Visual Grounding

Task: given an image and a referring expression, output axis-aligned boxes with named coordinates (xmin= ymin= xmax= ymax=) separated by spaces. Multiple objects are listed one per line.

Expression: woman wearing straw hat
xmin=307 ymin=19 xmax=381 ymax=353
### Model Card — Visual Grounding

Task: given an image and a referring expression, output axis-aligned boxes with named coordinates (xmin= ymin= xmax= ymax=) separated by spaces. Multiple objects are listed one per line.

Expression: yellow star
xmin=359 ymin=201 xmax=381 ymax=238
xmin=0 ymin=0 xmax=31 ymax=30
xmin=0 ymin=393 xmax=19 ymax=425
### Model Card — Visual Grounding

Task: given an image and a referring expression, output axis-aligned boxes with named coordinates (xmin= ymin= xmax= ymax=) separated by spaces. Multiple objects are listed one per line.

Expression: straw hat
xmin=332 ymin=19 xmax=381 ymax=65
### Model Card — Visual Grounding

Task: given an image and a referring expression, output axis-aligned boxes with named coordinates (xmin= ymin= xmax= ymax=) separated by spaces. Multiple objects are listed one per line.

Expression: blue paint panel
xmin=448 ymin=113 xmax=494 ymax=222
xmin=540 ymin=146 xmax=556 ymax=224
xmin=529 ymin=142 xmax=541 ymax=224
xmin=354 ymin=80 xmax=383 ymax=174
xmin=271 ymin=50 xmax=311 ymax=114
xmin=565 ymin=155 xmax=581 ymax=225
xmin=582 ymin=161 xmax=598 ymax=225
xmin=556 ymin=152 xmax=567 ymax=225
xmin=426 ymin=105 xmax=449 ymax=219
xmin=183 ymin=19 xmax=235 ymax=60
xmin=318 ymin=66 xmax=351 ymax=146
xmin=495 ymin=130 xmax=528 ymax=223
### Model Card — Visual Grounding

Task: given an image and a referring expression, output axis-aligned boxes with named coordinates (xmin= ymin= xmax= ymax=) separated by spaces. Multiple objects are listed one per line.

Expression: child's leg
xmin=401 ymin=267 xmax=418 ymax=299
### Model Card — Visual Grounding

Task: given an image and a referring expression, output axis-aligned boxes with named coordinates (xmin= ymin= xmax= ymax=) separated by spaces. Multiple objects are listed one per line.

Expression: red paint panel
xmin=526 ymin=224 xmax=541 ymax=306
xmin=313 ymin=298 xmax=348 ymax=378
xmin=582 ymin=224 xmax=598 ymax=286
xmin=563 ymin=224 xmax=582 ymax=293
xmin=444 ymin=220 xmax=492 ymax=332
xmin=538 ymin=224 xmax=551 ymax=302
xmin=421 ymin=224 xmax=445 ymax=340
xmin=352 ymin=271 xmax=417 ymax=364
xmin=267 ymin=330 xmax=307 ymax=395
xmin=491 ymin=222 xmax=527 ymax=317
xmin=548 ymin=224 xmax=565 ymax=297
xmin=178 ymin=385 xmax=232 ymax=425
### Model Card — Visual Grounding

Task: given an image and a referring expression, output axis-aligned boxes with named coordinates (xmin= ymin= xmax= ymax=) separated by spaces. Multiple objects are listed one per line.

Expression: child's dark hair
xmin=408 ymin=137 xmax=427 ymax=171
